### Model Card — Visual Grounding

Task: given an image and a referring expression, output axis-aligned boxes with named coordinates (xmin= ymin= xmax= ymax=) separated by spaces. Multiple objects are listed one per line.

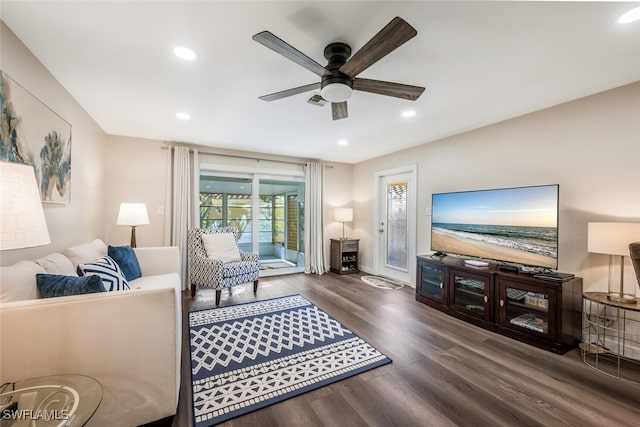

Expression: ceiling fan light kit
xmin=321 ymin=83 xmax=352 ymax=103
xmin=253 ymin=16 xmax=425 ymax=120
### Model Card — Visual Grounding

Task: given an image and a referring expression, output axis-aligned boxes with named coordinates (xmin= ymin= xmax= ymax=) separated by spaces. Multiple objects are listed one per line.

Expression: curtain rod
xmin=162 ymin=143 xmax=313 ymax=166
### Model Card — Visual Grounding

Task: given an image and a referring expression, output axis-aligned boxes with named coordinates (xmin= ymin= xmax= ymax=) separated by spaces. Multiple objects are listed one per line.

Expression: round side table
xmin=0 ymin=374 xmax=102 ymax=426
xmin=582 ymin=292 xmax=640 ymax=384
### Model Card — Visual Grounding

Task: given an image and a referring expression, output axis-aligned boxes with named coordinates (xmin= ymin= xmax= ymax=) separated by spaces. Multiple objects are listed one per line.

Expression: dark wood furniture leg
xmin=254 ymin=280 xmax=259 ymax=293
xmin=191 ymin=285 xmax=196 ymax=297
xmin=215 ymin=290 xmax=221 ymax=306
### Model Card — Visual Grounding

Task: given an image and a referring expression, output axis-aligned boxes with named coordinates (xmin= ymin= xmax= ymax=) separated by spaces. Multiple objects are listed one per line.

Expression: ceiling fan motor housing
xmin=321 ymin=42 xmax=353 ymax=102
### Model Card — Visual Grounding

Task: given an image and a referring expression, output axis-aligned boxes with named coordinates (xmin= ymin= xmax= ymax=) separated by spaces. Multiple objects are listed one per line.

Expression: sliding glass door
xmin=199 ymin=173 xmax=304 ymax=275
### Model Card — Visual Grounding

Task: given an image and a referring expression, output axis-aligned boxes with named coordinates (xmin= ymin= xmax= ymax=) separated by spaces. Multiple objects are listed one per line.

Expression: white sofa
xmin=0 ymin=239 xmax=182 ymax=426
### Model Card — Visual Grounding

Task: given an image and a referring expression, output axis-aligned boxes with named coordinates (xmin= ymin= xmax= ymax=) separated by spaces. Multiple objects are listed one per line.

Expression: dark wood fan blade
xmin=332 ymin=102 xmax=348 ymax=120
xmin=253 ymin=31 xmax=328 ymax=77
xmin=353 ymin=78 xmax=425 ymax=101
xmin=259 ymin=83 xmax=320 ymax=101
xmin=339 ymin=17 xmax=417 ymax=78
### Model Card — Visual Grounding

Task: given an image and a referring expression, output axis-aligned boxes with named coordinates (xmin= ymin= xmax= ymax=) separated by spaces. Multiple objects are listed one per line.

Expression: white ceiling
xmin=1 ymin=1 xmax=638 ymax=164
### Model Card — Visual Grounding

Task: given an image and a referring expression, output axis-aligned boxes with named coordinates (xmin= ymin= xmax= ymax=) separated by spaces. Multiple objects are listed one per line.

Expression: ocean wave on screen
xmin=433 ymin=226 xmax=557 ymax=258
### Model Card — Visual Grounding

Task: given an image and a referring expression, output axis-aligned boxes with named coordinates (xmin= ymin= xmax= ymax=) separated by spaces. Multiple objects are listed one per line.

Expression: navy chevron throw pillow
xmin=78 ymin=256 xmax=130 ymax=291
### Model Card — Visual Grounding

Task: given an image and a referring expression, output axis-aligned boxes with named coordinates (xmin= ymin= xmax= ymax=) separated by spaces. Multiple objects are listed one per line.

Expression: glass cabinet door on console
xmin=449 ymin=269 xmax=492 ymax=322
xmin=497 ymin=279 xmax=558 ymax=341
xmin=416 ymin=258 xmax=445 ymax=306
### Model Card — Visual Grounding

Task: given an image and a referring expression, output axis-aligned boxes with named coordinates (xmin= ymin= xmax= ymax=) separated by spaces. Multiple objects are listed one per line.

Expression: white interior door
xmin=375 ymin=165 xmax=417 ymax=286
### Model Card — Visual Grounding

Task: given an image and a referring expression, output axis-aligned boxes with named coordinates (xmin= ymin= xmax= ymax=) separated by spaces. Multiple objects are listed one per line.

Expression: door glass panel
xmin=420 ymin=264 xmax=443 ymax=300
xmin=506 ymin=287 xmax=549 ymax=334
xmin=199 ymin=176 xmax=252 ymax=252
xmin=454 ymin=275 xmax=485 ymax=313
xmin=258 ymin=179 xmax=304 ymax=268
xmin=386 ymin=181 xmax=408 ymax=269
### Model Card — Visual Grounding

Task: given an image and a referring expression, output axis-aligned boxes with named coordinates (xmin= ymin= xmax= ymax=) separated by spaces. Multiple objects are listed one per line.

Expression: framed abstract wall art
xmin=1 ymin=70 xmax=72 ymax=204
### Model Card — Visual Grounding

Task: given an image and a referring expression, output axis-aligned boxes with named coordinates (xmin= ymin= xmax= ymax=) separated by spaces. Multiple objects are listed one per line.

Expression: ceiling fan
xmin=252 ymin=16 xmax=425 ymax=120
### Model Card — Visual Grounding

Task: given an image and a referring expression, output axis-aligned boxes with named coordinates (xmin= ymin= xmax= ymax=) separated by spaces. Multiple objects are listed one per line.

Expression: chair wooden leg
xmin=191 ymin=285 xmax=196 ymax=297
xmin=253 ymin=280 xmax=258 ymax=294
xmin=215 ymin=290 xmax=222 ymax=306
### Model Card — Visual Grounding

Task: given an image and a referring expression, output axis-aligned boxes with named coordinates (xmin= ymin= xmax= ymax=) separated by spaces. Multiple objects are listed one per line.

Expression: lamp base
xmin=130 ymin=226 xmax=137 ymax=248
xmin=607 ymin=292 xmax=638 ymax=304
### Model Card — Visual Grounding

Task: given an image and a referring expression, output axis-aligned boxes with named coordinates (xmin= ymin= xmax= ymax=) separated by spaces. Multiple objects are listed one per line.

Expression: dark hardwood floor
xmin=171 ymin=273 xmax=640 ymax=426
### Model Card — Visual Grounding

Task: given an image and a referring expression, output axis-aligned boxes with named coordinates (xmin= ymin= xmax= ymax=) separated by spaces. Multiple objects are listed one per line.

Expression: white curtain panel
xmin=163 ymin=146 xmax=199 ymax=289
xmin=304 ymin=161 xmax=326 ymax=274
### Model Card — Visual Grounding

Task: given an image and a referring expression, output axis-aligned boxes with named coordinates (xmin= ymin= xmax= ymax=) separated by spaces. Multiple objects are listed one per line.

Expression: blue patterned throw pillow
xmin=77 ymin=256 xmax=130 ymax=291
xmin=36 ymin=274 xmax=106 ymax=298
xmin=107 ymin=245 xmax=142 ymax=281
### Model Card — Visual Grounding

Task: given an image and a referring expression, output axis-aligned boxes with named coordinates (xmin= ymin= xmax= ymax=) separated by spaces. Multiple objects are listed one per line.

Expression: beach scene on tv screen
xmin=431 ymin=186 xmax=558 ymax=268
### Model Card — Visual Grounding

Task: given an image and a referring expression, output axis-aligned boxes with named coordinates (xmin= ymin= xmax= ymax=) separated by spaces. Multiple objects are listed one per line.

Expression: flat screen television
xmin=431 ymin=184 xmax=559 ymax=269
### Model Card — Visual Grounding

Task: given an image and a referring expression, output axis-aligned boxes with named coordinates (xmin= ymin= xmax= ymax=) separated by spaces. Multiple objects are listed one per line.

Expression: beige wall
xmin=0 ymin=22 xmax=107 ymax=266
xmin=353 ymin=82 xmax=640 ymax=293
xmin=103 ymin=135 xmax=168 ymax=247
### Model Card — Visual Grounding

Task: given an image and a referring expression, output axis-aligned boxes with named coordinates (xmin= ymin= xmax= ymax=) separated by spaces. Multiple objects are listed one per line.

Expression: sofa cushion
xmin=78 ymin=256 xmax=130 ymax=291
xmin=130 ymin=273 xmax=181 ymax=290
xmin=201 ymin=233 xmax=241 ymax=263
xmin=36 ymin=274 xmax=106 ymax=298
xmin=63 ymin=239 xmax=108 ymax=266
xmin=0 ymin=261 xmax=45 ymax=302
xmin=108 ymin=245 xmax=142 ymax=281
xmin=34 ymin=253 xmax=77 ymax=276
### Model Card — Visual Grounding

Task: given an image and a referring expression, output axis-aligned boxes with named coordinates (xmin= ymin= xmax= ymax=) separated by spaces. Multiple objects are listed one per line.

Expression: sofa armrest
xmin=0 ymin=287 xmax=180 ymax=426
xmin=134 ymin=246 xmax=180 ymax=276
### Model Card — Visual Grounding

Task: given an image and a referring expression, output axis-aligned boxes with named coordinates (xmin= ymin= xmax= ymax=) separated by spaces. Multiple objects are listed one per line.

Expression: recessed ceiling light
xmin=173 ymin=46 xmax=196 ymax=61
xmin=176 ymin=112 xmax=191 ymax=121
xmin=619 ymin=6 xmax=640 ymax=24
xmin=337 ymin=140 xmax=348 ymax=146
xmin=401 ymin=110 xmax=416 ymax=118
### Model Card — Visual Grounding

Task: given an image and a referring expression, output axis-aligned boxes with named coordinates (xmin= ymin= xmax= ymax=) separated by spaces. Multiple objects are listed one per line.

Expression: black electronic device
xmin=430 ymin=184 xmax=559 ymax=269
xmin=533 ymin=272 xmax=575 ymax=282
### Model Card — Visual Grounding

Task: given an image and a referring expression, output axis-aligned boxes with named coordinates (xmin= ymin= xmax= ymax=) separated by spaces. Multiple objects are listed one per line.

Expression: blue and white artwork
xmin=0 ymin=70 xmax=72 ymax=204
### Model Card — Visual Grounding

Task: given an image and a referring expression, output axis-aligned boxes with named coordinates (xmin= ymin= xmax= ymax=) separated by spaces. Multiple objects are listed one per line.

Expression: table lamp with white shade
xmin=0 ymin=162 xmax=51 ymax=251
xmin=587 ymin=222 xmax=640 ymax=303
xmin=334 ymin=208 xmax=353 ymax=240
xmin=117 ymin=203 xmax=149 ymax=248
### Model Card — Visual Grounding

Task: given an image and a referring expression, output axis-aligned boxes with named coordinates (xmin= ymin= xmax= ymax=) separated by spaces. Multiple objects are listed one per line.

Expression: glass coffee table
xmin=0 ymin=374 xmax=102 ymax=426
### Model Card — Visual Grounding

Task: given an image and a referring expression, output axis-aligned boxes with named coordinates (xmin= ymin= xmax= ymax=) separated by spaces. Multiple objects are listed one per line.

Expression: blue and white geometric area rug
xmin=189 ymin=294 xmax=392 ymax=426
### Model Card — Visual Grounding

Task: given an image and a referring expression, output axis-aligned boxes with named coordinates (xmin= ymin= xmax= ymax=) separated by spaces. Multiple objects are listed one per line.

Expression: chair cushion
xmin=220 ymin=261 xmax=259 ymax=278
xmin=201 ymin=233 xmax=241 ymax=263
xmin=108 ymin=245 xmax=142 ymax=281
xmin=36 ymin=274 xmax=106 ymax=298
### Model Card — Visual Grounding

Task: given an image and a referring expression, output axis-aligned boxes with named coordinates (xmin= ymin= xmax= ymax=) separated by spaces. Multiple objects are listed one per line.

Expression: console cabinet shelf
xmin=416 ymin=255 xmax=582 ymax=353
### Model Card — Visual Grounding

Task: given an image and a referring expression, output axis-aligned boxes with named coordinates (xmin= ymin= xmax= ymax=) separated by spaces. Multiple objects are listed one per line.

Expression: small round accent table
xmin=581 ymin=292 xmax=640 ymax=384
xmin=0 ymin=374 xmax=102 ymax=426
